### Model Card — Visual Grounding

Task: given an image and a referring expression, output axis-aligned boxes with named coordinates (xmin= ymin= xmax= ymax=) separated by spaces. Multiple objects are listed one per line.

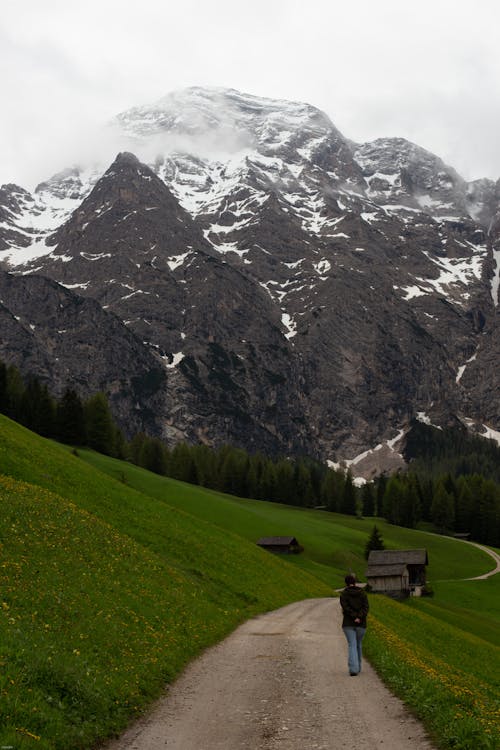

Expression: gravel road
xmin=104 ymin=597 xmax=436 ymax=749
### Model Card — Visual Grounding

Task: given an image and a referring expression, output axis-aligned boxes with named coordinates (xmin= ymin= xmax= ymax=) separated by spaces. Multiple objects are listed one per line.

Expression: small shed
xmin=256 ymin=536 xmax=303 ymax=554
xmin=366 ymin=549 xmax=428 ymax=598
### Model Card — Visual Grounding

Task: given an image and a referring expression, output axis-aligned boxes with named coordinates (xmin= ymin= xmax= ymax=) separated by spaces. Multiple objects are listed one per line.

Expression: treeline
xmin=377 ymin=471 xmax=500 ymax=546
xmin=390 ymin=419 xmax=500 ymax=545
xmin=0 ymin=359 xmax=353 ymax=511
xmin=404 ymin=418 xmax=500 ymax=484
xmin=1 ymin=359 xmax=499 ymax=545
xmin=131 ymin=435 xmax=360 ymax=512
xmin=0 ymin=361 xmax=127 ymax=457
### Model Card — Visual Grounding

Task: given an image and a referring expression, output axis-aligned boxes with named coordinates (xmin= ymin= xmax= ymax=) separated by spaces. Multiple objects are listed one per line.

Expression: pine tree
xmin=398 ymin=475 xmax=421 ymax=528
xmin=113 ymin=427 xmax=129 ymax=460
xmin=361 ymin=482 xmax=376 ymax=516
xmin=0 ymin=360 xmax=7 ymax=414
xmin=455 ymin=477 xmax=474 ymax=532
xmin=320 ymin=468 xmax=344 ymax=512
xmin=139 ymin=437 xmax=167 ymax=475
xmin=382 ymin=475 xmax=404 ymax=525
xmin=219 ymin=448 xmax=248 ymax=497
xmin=19 ymin=378 xmax=56 ymax=437
xmin=341 ymin=473 xmax=357 ymax=515
xmin=364 ymin=525 xmax=385 ymax=559
xmin=248 ymin=453 xmax=265 ymax=499
xmin=472 ymin=479 xmax=500 ymax=546
xmin=260 ymin=460 xmax=278 ymax=501
xmin=375 ymin=474 xmax=387 ymax=517
xmin=191 ymin=445 xmax=216 ymax=488
xmin=57 ymin=388 xmax=86 ymax=445
xmin=169 ymin=443 xmax=198 ymax=484
xmin=84 ymin=392 xmax=116 ymax=456
xmin=293 ymin=461 xmax=315 ymax=507
xmin=130 ymin=432 xmax=148 ymax=464
xmin=5 ymin=365 xmax=24 ymax=420
xmin=275 ymin=459 xmax=296 ymax=505
xmin=431 ymin=480 xmax=455 ymax=533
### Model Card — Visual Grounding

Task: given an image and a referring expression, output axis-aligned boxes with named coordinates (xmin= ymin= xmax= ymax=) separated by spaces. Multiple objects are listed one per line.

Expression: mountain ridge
xmin=1 ymin=86 xmax=499 ymax=473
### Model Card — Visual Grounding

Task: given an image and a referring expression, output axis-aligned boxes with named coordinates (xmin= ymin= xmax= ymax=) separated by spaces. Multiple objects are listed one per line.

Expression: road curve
xmin=103 ymin=598 xmax=435 ymax=750
xmin=463 ymin=541 xmax=500 ymax=579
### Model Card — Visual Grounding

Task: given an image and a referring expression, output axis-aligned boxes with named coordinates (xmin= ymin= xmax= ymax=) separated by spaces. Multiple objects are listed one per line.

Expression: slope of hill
xmin=0 ymin=415 xmax=330 ymax=749
xmin=79 ymin=448 xmax=492 ymax=585
xmin=1 ymin=417 xmax=499 ymax=749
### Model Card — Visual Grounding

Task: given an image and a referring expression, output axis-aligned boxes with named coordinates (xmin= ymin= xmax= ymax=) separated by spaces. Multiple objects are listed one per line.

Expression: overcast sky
xmin=2 ymin=0 xmax=500 ymax=189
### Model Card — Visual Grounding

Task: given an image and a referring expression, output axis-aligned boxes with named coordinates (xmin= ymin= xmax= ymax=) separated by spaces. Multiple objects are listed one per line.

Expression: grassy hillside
xmin=0 ymin=416 xmax=330 ymax=749
xmin=79 ymin=448 xmax=500 ymax=749
xmin=366 ymin=579 xmax=500 ymax=750
xmin=80 ymin=449 xmax=492 ymax=586
xmin=1 ymin=415 xmax=498 ymax=750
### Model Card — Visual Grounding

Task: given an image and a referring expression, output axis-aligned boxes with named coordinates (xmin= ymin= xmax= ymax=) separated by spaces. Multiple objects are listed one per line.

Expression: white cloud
xmin=1 ymin=0 xmax=500 ymax=187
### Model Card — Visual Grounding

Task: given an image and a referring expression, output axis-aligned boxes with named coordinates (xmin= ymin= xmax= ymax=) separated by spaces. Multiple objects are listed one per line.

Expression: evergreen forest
xmin=1 ymin=358 xmax=499 ymax=546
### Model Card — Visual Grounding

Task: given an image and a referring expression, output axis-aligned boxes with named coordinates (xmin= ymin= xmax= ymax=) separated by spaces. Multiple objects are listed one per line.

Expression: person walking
xmin=340 ymin=573 xmax=369 ymax=676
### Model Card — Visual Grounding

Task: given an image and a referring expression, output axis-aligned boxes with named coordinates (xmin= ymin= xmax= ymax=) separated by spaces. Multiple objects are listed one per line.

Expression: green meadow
xmin=0 ymin=414 xmax=499 ymax=749
xmin=80 ymin=449 xmax=492 ymax=586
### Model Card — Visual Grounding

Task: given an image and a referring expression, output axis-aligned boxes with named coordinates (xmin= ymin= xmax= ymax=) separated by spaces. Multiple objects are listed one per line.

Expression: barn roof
xmin=367 ymin=549 xmax=428 ymax=565
xmin=257 ymin=536 xmax=298 ymax=546
xmin=366 ymin=564 xmax=408 ymax=577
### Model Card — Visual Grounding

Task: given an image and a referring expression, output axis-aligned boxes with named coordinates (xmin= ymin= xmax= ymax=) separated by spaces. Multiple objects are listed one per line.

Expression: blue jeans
xmin=342 ymin=626 xmax=366 ymax=675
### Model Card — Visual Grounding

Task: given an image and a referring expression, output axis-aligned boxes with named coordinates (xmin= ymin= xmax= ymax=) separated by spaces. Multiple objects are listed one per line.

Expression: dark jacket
xmin=340 ymin=585 xmax=369 ymax=628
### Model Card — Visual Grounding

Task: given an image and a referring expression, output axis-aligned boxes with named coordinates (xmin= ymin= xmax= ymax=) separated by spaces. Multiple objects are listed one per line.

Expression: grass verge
xmin=365 ymin=583 xmax=500 ymax=750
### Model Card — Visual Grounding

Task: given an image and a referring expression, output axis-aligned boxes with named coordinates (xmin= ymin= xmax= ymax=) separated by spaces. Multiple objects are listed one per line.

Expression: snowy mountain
xmin=1 ymin=86 xmax=499 ymax=473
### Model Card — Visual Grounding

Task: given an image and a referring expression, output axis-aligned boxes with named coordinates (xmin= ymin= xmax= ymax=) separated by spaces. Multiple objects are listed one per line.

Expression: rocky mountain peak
xmin=1 ymin=87 xmax=500 ymax=470
xmin=353 ymin=137 xmax=469 ymax=219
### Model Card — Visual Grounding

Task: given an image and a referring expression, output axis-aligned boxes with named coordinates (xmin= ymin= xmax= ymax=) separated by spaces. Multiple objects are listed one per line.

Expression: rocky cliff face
xmin=0 ymin=267 xmax=167 ymax=434
xmin=0 ymin=87 xmax=499 ymax=469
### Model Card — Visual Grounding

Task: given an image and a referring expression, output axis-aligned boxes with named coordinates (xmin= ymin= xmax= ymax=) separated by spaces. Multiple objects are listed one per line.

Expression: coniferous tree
xmin=139 ymin=437 xmax=167 ymax=475
xmin=170 ymin=442 xmax=198 ymax=484
xmin=260 ymin=460 xmax=278 ymax=502
xmin=382 ymin=475 xmax=404 ymax=525
xmin=275 ymin=459 xmax=295 ymax=505
xmin=375 ymin=474 xmax=387 ymax=517
xmin=247 ymin=453 xmax=265 ymax=499
xmin=399 ymin=475 xmax=421 ymax=528
xmin=219 ymin=447 xmax=248 ymax=497
xmin=57 ymin=388 xmax=86 ymax=445
xmin=245 ymin=458 xmax=259 ymax=499
xmin=0 ymin=361 xmax=7 ymax=414
xmin=19 ymin=378 xmax=56 ymax=437
xmin=113 ymin=426 xmax=129 ymax=460
xmin=130 ymin=432 xmax=148 ymax=465
xmin=191 ymin=444 xmax=216 ymax=488
xmin=361 ymin=482 xmax=376 ymax=516
xmin=472 ymin=479 xmax=500 ymax=546
xmin=293 ymin=461 xmax=315 ymax=507
xmin=341 ymin=473 xmax=357 ymax=515
xmin=84 ymin=392 xmax=116 ymax=456
xmin=320 ymin=468 xmax=344 ymax=512
xmin=5 ymin=366 xmax=24 ymax=421
xmin=455 ymin=476 xmax=475 ymax=533
xmin=431 ymin=479 xmax=455 ymax=533
xmin=364 ymin=525 xmax=385 ymax=559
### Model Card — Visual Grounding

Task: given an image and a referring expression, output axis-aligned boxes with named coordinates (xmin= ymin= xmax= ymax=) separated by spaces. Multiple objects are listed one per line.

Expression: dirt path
xmin=104 ymin=598 xmax=435 ymax=749
xmin=463 ymin=541 xmax=500 ymax=579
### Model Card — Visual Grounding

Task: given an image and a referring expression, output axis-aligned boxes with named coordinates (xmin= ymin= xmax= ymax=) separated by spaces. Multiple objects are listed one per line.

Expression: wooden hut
xmin=365 ymin=549 xmax=428 ymax=598
xmin=256 ymin=536 xmax=303 ymax=554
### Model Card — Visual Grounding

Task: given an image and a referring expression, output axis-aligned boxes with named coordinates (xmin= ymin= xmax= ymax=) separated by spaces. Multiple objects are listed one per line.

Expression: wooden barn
xmin=365 ymin=549 xmax=428 ymax=598
xmin=256 ymin=536 xmax=303 ymax=554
